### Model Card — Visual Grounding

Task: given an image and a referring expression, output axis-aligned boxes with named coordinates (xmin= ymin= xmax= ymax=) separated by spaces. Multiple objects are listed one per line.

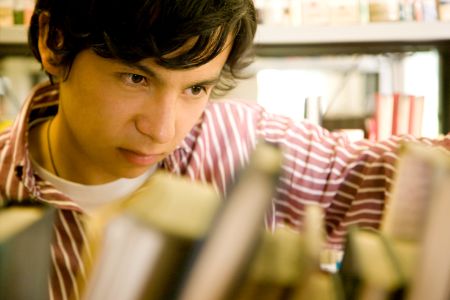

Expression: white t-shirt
xmin=31 ymin=159 xmax=156 ymax=214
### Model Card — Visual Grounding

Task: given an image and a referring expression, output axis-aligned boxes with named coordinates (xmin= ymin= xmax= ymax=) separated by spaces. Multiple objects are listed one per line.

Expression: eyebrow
xmin=128 ymin=62 xmax=221 ymax=87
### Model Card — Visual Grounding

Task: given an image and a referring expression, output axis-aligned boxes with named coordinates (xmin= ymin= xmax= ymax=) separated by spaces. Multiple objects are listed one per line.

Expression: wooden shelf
xmin=2 ymin=22 xmax=450 ymax=56
xmin=255 ymin=22 xmax=450 ymax=44
xmin=254 ymin=22 xmax=450 ymax=56
xmin=0 ymin=26 xmax=30 ymax=56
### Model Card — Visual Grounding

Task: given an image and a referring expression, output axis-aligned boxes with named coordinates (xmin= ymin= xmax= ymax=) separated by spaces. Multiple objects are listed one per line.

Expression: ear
xmin=38 ymin=12 xmax=64 ymax=78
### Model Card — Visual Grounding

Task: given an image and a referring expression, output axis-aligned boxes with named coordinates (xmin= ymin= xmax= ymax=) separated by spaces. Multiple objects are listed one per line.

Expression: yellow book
xmin=176 ymin=141 xmax=283 ymax=300
xmin=233 ymin=227 xmax=305 ymax=300
xmin=80 ymin=171 xmax=221 ymax=300
xmin=339 ymin=227 xmax=417 ymax=300
xmin=340 ymin=142 xmax=450 ymax=300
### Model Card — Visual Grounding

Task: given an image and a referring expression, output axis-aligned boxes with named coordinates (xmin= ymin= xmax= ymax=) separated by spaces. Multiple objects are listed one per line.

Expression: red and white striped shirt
xmin=1 ymin=81 xmax=449 ymax=300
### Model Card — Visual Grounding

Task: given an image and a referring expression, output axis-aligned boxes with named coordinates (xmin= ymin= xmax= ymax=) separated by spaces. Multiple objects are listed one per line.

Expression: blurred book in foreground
xmin=79 ymin=141 xmax=283 ymax=300
xmin=382 ymin=142 xmax=450 ymax=300
xmin=177 ymin=141 xmax=283 ymax=300
xmin=0 ymin=204 xmax=55 ymax=300
xmin=80 ymin=171 xmax=221 ymax=300
xmin=232 ymin=204 xmax=344 ymax=300
xmin=340 ymin=142 xmax=450 ymax=300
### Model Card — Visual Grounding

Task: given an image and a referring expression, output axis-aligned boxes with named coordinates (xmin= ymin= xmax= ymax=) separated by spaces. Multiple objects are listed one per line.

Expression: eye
xmin=121 ymin=73 xmax=148 ymax=87
xmin=187 ymin=85 xmax=206 ymax=97
xmin=129 ymin=74 xmax=145 ymax=84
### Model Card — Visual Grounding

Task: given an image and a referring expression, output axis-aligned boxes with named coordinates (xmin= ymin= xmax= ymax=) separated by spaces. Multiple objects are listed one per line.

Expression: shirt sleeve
xmin=249 ymin=102 xmax=450 ymax=249
xmin=173 ymin=101 xmax=450 ymax=249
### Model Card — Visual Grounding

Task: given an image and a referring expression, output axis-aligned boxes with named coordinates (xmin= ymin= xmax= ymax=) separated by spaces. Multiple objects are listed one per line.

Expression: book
xmin=383 ymin=143 xmax=450 ymax=300
xmin=262 ymin=0 xmax=291 ymax=26
xmin=292 ymin=271 xmax=344 ymax=300
xmin=340 ymin=143 xmax=450 ymax=300
xmin=329 ymin=0 xmax=361 ymax=24
xmin=374 ymin=93 xmax=424 ymax=140
xmin=391 ymin=93 xmax=410 ymax=136
xmin=288 ymin=204 xmax=345 ymax=300
xmin=232 ymin=204 xmax=343 ymax=300
xmin=176 ymin=141 xmax=283 ymax=300
xmin=368 ymin=0 xmax=400 ymax=22
xmin=0 ymin=0 xmax=14 ymax=27
xmin=408 ymin=95 xmax=424 ymax=137
xmin=439 ymin=0 xmax=450 ymax=21
xmin=80 ymin=171 xmax=221 ymax=300
xmin=374 ymin=93 xmax=394 ymax=140
xmin=399 ymin=0 xmax=415 ymax=20
xmin=421 ymin=0 xmax=439 ymax=20
xmin=0 ymin=203 xmax=55 ymax=300
xmin=381 ymin=143 xmax=449 ymax=242
xmin=290 ymin=0 xmax=303 ymax=26
xmin=301 ymin=0 xmax=330 ymax=25
xmin=304 ymin=96 xmax=322 ymax=125
xmin=407 ymin=165 xmax=450 ymax=300
xmin=339 ymin=227 xmax=416 ymax=300
xmin=232 ymin=227 xmax=305 ymax=300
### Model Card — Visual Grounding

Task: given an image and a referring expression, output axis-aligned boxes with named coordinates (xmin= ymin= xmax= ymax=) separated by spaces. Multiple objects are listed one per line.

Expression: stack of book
xmin=339 ymin=142 xmax=450 ymax=300
xmin=254 ymin=0 xmax=448 ymax=26
xmin=370 ymin=93 xmax=425 ymax=141
xmin=0 ymin=203 xmax=55 ymax=300
xmin=80 ymin=140 xmax=285 ymax=300
xmin=1 ymin=142 xmax=449 ymax=300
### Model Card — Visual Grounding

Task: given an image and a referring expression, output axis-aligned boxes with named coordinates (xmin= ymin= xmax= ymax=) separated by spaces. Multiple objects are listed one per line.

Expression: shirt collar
xmin=8 ymin=81 xmax=64 ymax=202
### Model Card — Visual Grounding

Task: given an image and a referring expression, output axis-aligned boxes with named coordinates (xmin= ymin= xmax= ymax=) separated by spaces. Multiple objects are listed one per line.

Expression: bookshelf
xmin=3 ymin=23 xmax=449 ymax=54
xmin=254 ymin=22 xmax=450 ymax=134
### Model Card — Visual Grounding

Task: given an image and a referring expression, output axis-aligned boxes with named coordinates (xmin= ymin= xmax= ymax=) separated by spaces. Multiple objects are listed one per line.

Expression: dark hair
xmin=28 ymin=0 xmax=257 ymax=95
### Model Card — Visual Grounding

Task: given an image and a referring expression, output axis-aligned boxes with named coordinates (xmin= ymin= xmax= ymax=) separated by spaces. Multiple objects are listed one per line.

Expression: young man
xmin=0 ymin=0 xmax=449 ymax=299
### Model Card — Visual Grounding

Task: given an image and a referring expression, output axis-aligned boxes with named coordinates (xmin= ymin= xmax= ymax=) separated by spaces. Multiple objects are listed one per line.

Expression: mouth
xmin=119 ymin=148 xmax=164 ymax=167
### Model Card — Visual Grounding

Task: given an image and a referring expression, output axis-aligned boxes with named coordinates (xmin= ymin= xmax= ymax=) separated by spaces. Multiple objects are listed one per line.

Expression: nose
xmin=135 ymin=93 xmax=176 ymax=144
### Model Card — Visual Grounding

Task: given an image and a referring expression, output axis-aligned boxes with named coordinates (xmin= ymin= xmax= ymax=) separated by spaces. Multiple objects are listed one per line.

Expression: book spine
xmin=375 ymin=93 xmax=394 ymax=140
xmin=439 ymin=0 xmax=450 ymax=21
xmin=329 ymin=0 xmax=361 ymax=24
xmin=0 ymin=0 xmax=14 ymax=26
xmin=369 ymin=0 xmax=400 ymax=22
xmin=177 ymin=142 xmax=283 ymax=300
xmin=302 ymin=0 xmax=330 ymax=25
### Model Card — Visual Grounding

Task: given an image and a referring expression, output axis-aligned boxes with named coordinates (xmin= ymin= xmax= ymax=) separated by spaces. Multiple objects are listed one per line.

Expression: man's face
xmin=54 ymin=45 xmax=231 ymax=184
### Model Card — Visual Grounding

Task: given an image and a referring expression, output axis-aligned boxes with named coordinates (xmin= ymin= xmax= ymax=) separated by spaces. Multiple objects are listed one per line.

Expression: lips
xmin=119 ymin=148 xmax=164 ymax=167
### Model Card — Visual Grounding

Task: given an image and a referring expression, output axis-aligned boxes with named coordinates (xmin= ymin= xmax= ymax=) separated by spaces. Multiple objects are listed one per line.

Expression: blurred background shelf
xmin=3 ymin=22 xmax=450 ymax=55
xmin=0 ymin=26 xmax=30 ymax=56
xmin=253 ymin=23 xmax=450 ymax=134
xmin=255 ymin=22 xmax=450 ymax=56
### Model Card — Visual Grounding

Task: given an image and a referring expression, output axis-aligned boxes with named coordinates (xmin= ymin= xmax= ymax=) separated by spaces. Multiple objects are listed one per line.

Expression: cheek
xmin=89 ymin=86 xmax=143 ymax=122
xmin=68 ymin=93 xmax=136 ymax=143
xmin=176 ymin=100 xmax=208 ymax=137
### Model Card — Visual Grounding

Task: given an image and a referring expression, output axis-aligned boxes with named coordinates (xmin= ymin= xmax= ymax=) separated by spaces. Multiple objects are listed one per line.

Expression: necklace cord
xmin=47 ymin=118 xmax=59 ymax=177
